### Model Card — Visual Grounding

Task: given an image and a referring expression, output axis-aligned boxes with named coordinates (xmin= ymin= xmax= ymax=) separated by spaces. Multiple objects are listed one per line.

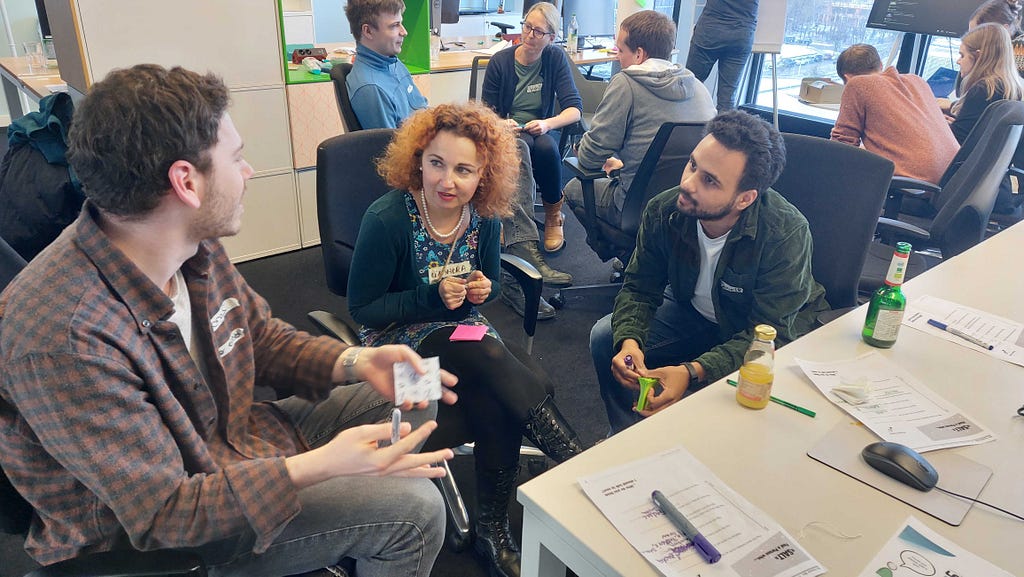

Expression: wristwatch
xmin=682 ymin=362 xmax=702 ymax=389
xmin=341 ymin=347 xmax=362 ymax=383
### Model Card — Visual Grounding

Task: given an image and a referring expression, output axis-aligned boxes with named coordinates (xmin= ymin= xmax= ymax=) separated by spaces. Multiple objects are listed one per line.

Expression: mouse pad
xmin=807 ymin=421 xmax=993 ymax=526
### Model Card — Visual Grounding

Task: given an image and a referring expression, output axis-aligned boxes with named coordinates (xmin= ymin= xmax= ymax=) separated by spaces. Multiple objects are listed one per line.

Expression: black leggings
xmin=518 ymin=132 xmax=563 ymax=205
xmin=419 ymin=327 xmax=549 ymax=470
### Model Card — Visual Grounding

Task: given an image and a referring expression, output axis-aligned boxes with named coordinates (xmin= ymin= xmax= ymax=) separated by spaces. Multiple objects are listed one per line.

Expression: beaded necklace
xmin=419 ymin=189 xmax=467 ymax=240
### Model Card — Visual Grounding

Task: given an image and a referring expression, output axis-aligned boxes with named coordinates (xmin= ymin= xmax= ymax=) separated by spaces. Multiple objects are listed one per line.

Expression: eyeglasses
xmin=521 ymin=22 xmax=555 ymax=38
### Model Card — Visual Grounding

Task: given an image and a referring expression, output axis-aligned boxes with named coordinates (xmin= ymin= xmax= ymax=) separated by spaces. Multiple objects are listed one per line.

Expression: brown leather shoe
xmin=542 ymin=199 xmax=566 ymax=253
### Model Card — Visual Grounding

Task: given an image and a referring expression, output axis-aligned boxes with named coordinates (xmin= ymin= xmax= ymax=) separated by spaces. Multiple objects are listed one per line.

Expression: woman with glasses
xmin=482 ymin=1 xmax=582 ymax=253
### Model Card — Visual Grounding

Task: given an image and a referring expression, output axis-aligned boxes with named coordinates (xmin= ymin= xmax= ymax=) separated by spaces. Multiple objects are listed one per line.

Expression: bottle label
xmin=872 ymin=308 xmax=904 ymax=340
xmin=884 ymin=253 xmax=909 ymax=286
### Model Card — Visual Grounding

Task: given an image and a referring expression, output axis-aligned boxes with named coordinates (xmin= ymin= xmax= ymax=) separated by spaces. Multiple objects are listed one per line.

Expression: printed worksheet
xmin=903 ymin=295 xmax=1024 ymax=367
xmin=857 ymin=516 xmax=1015 ymax=577
xmin=579 ymin=446 xmax=824 ymax=577
xmin=796 ymin=352 xmax=996 ymax=452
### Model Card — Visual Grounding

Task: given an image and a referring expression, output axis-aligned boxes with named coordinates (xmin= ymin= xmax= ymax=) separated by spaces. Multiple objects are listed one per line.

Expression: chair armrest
xmin=876 ymin=217 xmax=931 ymax=245
xmin=889 ymin=175 xmax=941 ymax=194
xmin=25 ymin=550 xmax=206 ymax=577
xmin=562 ymin=157 xmax=605 ymax=181
xmin=500 ymin=253 xmax=542 ymax=339
xmin=884 ymin=176 xmax=941 ymax=218
xmin=307 ymin=310 xmax=361 ymax=346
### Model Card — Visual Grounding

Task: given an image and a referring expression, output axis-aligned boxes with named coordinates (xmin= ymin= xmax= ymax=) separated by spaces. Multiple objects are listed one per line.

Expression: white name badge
xmin=428 ymin=261 xmax=472 ymax=283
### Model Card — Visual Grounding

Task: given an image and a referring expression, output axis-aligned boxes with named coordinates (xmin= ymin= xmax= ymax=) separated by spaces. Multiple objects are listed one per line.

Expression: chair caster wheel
xmin=527 ymin=458 xmax=549 ymax=476
xmin=446 ymin=528 xmax=472 ymax=553
xmin=549 ymin=293 xmax=565 ymax=309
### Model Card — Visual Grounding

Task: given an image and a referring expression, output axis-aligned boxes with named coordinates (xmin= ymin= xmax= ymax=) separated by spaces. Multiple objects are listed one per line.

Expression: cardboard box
xmin=799 ymin=77 xmax=844 ymax=104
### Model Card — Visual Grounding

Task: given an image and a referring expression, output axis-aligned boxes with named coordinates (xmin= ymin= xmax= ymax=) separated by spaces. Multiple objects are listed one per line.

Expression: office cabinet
xmin=296 ymin=168 xmax=320 ymax=247
xmin=43 ymin=0 xmax=303 ymax=263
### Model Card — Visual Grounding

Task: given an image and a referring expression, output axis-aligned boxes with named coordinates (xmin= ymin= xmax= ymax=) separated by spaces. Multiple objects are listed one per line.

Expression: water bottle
xmin=567 ymin=13 xmax=579 ymax=55
xmin=862 ymin=242 xmax=911 ymax=348
xmin=735 ymin=325 xmax=777 ymax=410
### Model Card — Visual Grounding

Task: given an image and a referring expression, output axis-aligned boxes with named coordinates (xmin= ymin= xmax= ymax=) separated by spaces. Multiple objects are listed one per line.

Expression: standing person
xmin=0 ymin=64 xmax=460 ymax=577
xmin=564 ymin=9 xmax=716 ymax=228
xmin=589 ymin=111 xmax=829 ymax=435
xmin=483 ymin=1 xmax=583 ymax=254
xmin=345 ymin=0 xmax=573 ymax=320
xmin=831 ymin=44 xmax=959 ymax=185
xmin=347 ymin=102 xmax=584 ymax=577
xmin=686 ymin=0 xmax=759 ymax=112
xmin=949 ymin=23 xmax=1024 ymax=214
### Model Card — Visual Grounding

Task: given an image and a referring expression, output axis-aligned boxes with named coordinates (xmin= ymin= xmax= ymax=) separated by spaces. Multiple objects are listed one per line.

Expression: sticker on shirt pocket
xmin=217 ymin=328 xmax=246 ymax=358
xmin=210 ymin=298 xmax=240 ymax=331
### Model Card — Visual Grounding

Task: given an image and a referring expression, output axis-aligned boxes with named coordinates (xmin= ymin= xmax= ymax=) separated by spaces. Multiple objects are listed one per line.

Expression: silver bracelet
xmin=341 ymin=346 xmax=362 ymax=383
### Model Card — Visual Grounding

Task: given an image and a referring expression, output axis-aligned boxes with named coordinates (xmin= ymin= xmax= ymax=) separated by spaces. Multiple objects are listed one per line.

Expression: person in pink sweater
xmin=830 ymin=44 xmax=959 ymax=184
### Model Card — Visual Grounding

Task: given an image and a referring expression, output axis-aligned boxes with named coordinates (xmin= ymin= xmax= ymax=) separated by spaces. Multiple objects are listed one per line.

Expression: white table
xmin=517 ymin=222 xmax=1024 ymax=576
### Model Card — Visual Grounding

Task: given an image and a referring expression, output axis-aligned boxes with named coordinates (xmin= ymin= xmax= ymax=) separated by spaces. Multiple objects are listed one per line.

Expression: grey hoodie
xmin=577 ymin=59 xmax=716 ymax=211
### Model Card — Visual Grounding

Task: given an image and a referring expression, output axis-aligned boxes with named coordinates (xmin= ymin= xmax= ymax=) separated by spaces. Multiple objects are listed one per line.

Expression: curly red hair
xmin=376 ymin=102 xmax=518 ymax=219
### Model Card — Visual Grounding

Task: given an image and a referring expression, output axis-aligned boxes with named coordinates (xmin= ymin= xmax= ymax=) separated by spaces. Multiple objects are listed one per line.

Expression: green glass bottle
xmin=862 ymin=242 xmax=912 ymax=348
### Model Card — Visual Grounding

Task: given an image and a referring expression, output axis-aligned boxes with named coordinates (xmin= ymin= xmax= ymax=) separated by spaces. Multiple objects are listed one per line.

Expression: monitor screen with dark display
xmin=866 ymin=0 xmax=986 ymax=38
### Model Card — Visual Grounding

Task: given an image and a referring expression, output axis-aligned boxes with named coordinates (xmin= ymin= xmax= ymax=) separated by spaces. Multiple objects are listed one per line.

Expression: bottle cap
xmin=895 ymin=241 xmax=912 ymax=254
xmin=754 ymin=324 xmax=776 ymax=341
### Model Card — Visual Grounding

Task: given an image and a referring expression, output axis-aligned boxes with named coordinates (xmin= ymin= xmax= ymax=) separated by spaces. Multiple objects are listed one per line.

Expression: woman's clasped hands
xmin=439 ymin=270 xmax=491 ymax=310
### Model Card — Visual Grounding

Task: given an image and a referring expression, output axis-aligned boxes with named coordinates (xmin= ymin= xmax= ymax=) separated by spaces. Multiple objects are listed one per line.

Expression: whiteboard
xmin=752 ymin=0 xmax=787 ymax=54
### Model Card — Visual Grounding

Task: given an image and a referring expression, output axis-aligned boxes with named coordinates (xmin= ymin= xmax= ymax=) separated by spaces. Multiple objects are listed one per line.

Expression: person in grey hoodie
xmin=564 ymin=10 xmax=716 ymax=228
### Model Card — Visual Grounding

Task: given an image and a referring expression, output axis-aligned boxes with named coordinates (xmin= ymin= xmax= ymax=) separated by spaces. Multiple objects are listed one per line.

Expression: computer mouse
xmin=861 ymin=442 xmax=938 ymax=491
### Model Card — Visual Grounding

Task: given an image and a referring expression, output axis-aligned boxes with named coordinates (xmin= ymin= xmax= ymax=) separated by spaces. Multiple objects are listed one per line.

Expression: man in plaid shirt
xmin=0 ymin=64 xmax=457 ymax=576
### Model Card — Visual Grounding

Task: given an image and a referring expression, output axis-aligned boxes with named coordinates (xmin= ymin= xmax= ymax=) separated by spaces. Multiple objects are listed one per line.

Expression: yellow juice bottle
xmin=736 ymin=325 xmax=777 ymax=410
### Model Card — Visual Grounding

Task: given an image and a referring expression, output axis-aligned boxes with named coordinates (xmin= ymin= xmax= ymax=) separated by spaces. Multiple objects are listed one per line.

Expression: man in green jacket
xmin=591 ymin=110 xmax=829 ymax=434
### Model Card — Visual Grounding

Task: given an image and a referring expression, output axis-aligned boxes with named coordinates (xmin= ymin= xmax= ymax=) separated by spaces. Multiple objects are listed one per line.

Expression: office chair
xmin=552 ymin=121 xmax=706 ymax=307
xmin=770 ymin=134 xmax=894 ymax=324
xmin=563 ymin=59 xmax=608 ymax=149
xmin=305 ymin=129 xmax=548 ymax=552
xmin=863 ymin=99 xmax=1024 ymax=288
xmin=328 ymin=62 xmax=363 ymax=133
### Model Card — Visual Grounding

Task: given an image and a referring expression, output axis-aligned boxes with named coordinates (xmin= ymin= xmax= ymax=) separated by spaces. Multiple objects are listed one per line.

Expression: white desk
xmin=518 ymin=222 xmax=1024 ymax=576
xmin=0 ymin=56 xmax=63 ymax=119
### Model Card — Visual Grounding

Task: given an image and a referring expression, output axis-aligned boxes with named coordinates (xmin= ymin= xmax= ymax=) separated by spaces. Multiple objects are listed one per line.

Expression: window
xmin=750 ymin=0 xmax=902 ymax=120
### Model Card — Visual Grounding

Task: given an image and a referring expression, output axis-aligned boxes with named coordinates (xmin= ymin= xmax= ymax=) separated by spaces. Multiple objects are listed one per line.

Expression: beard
xmin=675 ymin=188 xmax=738 ymax=221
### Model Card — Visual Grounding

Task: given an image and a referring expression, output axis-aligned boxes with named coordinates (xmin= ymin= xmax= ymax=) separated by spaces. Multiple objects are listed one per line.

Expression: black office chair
xmin=552 ymin=121 xmax=707 ymax=307
xmin=770 ymin=134 xmax=894 ymax=324
xmin=863 ymin=99 xmax=1024 ymax=288
xmin=328 ymin=62 xmax=363 ymax=133
xmin=305 ymin=129 xmax=548 ymax=552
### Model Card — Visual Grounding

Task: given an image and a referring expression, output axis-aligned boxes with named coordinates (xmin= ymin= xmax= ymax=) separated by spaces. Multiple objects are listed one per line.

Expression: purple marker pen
xmin=624 ymin=354 xmax=633 ymax=369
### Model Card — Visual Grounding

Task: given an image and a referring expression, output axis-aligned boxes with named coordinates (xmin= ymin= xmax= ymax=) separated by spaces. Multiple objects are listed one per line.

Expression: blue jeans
xmin=685 ymin=42 xmax=752 ymax=112
xmin=201 ymin=384 xmax=445 ymax=577
xmin=590 ymin=290 xmax=721 ymax=434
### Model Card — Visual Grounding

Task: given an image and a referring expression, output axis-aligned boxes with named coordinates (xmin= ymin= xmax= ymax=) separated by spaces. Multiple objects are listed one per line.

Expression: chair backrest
xmin=316 ymin=129 xmax=395 ymax=297
xmin=0 ymin=235 xmax=32 ymax=536
xmin=568 ymin=61 xmax=608 ymax=118
xmin=930 ymin=99 xmax=1024 ymax=257
xmin=329 ymin=62 xmax=364 ymax=133
xmin=773 ymin=134 xmax=895 ymax=309
xmin=619 ymin=122 xmax=707 ymax=235
xmin=468 ymin=56 xmax=490 ymax=101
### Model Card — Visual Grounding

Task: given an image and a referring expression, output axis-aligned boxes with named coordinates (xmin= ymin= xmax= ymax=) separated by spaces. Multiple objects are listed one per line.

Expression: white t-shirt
xmin=166 ymin=269 xmax=210 ymax=381
xmin=690 ymin=222 xmax=729 ymax=323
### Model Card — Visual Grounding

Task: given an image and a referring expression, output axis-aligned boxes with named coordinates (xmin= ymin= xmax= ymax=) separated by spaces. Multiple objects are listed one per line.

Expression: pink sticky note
xmin=450 ymin=324 xmax=488 ymax=342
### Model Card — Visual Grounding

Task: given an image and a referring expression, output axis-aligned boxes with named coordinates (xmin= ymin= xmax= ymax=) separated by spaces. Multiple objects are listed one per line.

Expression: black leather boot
xmin=500 ymin=280 xmax=556 ymax=320
xmin=506 ymin=241 xmax=573 ymax=288
xmin=523 ymin=395 xmax=584 ymax=464
xmin=474 ymin=465 xmax=522 ymax=577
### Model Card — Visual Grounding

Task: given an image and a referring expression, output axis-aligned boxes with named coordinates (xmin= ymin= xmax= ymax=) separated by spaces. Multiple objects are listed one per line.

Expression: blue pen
xmin=926 ymin=319 xmax=994 ymax=350
xmin=651 ymin=490 xmax=721 ymax=564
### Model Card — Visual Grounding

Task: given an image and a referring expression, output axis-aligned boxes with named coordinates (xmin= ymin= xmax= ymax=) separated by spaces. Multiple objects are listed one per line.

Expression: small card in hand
xmin=393 ymin=356 xmax=442 ymax=405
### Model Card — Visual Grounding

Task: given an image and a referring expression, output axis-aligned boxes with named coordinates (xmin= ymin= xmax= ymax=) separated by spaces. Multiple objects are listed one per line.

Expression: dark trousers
xmin=518 ymin=131 xmax=563 ymax=204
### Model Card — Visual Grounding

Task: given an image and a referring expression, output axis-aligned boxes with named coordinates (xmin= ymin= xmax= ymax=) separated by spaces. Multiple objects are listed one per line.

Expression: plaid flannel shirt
xmin=0 ymin=203 xmax=347 ymax=564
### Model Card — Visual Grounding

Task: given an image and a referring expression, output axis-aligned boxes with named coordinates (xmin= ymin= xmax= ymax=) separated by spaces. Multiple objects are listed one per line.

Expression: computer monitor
xmin=866 ymin=0 xmax=986 ymax=39
xmin=430 ymin=0 xmax=460 ymax=28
